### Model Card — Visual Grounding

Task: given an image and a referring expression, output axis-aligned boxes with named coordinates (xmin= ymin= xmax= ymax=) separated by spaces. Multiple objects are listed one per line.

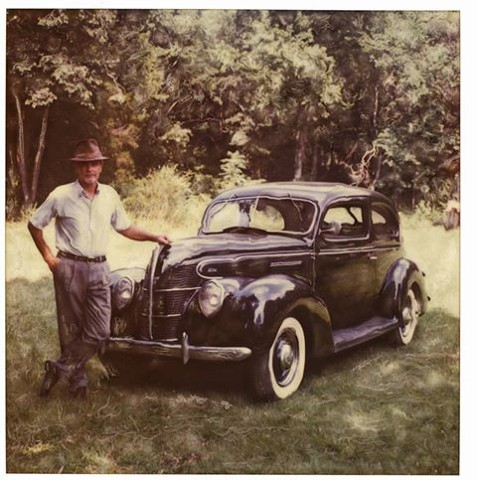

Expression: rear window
xmin=371 ymin=203 xmax=399 ymax=241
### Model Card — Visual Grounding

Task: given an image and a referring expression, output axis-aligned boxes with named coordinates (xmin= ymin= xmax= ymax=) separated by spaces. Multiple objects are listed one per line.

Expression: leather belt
xmin=58 ymin=251 xmax=106 ymax=263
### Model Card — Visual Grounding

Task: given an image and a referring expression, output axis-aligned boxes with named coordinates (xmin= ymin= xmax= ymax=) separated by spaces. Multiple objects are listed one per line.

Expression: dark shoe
xmin=39 ymin=361 xmax=60 ymax=397
xmin=69 ymin=386 xmax=88 ymax=399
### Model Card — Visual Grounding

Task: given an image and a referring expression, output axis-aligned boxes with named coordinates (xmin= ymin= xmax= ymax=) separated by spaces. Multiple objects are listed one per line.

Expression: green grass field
xmin=5 ymin=216 xmax=459 ymax=474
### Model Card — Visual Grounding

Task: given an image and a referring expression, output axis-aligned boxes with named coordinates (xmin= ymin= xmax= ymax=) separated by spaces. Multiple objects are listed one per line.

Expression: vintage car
xmin=102 ymin=182 xmax=429 ymax=401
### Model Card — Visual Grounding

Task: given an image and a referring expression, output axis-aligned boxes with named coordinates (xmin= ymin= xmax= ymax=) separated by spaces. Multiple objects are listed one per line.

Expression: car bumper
xmin=106 ymin=333 xmax=252 ymax=364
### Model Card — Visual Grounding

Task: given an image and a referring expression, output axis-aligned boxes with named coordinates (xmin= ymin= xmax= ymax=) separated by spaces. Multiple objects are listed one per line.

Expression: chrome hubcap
xmin=401 ymin=290 xmax=419 ymax=337
xmin=273 ymin=329 xmax=299 ymax=387
xmin=279 ymin=343 xmax=294 ymax=370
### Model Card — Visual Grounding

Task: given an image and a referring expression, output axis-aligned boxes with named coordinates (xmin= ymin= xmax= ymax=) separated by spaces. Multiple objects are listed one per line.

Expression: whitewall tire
xmin=393 ymin=287 xmax=421 ymax=346
xmin=250 ymin=317 xmax=306 ymax=401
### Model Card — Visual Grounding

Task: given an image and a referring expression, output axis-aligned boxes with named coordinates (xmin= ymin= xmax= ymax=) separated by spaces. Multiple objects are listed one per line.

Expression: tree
xmin=6 ymin=9 xmax=118 ymax=209
xmin=6 ymin=10 xmax=459 ymax=214
xmin=358 ymin=11 xmax=460 ymax=206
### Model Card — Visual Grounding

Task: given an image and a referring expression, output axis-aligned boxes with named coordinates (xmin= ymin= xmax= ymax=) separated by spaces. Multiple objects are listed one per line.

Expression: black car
xmin=103 ymin=182 xmax=429 ymax=400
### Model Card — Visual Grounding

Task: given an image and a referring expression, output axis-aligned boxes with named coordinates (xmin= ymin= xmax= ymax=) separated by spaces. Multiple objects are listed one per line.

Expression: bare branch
xmin=349 ymin=145 xmax=377 ymax=187
xmin=345 ymin=141 xmax=359 ymax=161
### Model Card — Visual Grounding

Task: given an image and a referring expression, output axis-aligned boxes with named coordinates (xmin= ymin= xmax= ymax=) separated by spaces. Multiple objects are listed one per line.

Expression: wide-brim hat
xmin=69 ymin=138 xmax=109 ymax=162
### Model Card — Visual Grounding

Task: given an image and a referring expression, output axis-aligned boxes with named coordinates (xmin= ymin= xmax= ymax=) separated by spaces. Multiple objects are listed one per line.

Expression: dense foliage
xmin=6 ymin=9 xmax=459 ymax=217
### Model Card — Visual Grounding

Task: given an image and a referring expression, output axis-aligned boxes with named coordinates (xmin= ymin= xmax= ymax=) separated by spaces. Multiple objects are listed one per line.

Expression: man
xmin=28 ymin=138 xmax=171 ymax=399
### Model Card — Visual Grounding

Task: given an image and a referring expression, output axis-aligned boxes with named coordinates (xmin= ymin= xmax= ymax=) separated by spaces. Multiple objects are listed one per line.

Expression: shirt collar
xmin=74 ymin=179 xmax=101 ymax=197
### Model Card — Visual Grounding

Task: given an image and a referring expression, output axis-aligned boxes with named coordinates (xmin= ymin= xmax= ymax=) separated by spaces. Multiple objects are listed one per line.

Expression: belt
xmin=58 ymin=251 xmax=106 ymax=263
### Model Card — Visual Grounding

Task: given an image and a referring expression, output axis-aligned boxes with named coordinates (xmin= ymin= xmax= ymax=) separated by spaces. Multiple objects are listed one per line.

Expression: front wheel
xmin=392 ymin=287 xmax=421 ymax=346
xmin=249 ymin=317 xmax=306 ymax=401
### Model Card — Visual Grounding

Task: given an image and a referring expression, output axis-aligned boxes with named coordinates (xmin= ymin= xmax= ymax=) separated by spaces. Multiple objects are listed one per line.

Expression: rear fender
xmin=378 ymin=258 xmax=429 ymax=323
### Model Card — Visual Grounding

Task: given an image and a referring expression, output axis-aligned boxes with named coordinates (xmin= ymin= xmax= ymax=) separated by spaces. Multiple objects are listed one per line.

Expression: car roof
xmin=214 ymin=182 xmax=392 ymax=206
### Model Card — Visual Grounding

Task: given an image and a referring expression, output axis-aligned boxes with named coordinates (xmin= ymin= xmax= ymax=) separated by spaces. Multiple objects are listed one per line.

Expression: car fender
xmin=378 ymin=258 xmax=429 ymax=321
xmin=110 ymin=267 xmax=145 ymax=286
xmin=110 ymin=267 xmax=146 ymax=312
xmin=187 ymin=274 xmax=334 ymax=357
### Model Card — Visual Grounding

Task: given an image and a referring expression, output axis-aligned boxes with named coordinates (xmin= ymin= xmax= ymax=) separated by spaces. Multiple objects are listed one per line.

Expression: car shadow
xmin=104 ymin=356 xmax=250 ymax=399
xmin=103 ymin=335 xmax=393 ymax=399
xmin=306 ymin=334 xmax=391 ymax=376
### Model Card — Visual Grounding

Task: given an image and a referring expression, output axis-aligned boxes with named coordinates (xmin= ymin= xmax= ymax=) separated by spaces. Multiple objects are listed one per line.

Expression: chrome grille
xmin=152 ymin=288 xmax=198 ymax=316
xmin=148 ymin=263 xmax=202 ymax=341
xmin=157 ymin=264 xmax=201 ymax=289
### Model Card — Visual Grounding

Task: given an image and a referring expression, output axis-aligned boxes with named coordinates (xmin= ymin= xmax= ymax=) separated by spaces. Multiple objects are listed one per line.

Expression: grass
xmin=400 ymin=213 xmax=459 ymax=317
xmin=5 ymin=214 xmax=459 ymax=474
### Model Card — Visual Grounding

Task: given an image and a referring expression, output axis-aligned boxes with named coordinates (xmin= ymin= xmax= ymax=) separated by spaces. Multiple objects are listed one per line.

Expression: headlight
xmin=112 ymin=277 xmax=135 ymax=311
xmin=198 ymin=280 xmax=225 ymax=318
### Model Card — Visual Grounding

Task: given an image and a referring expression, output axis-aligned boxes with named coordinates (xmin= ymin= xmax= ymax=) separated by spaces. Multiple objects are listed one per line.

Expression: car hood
xmin=160 ymin=232 xmax=309 ymax=268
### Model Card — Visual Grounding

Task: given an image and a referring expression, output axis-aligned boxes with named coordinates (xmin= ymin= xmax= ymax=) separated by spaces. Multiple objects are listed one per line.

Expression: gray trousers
xmin=52 ymin=256 xmax=111 ymax=392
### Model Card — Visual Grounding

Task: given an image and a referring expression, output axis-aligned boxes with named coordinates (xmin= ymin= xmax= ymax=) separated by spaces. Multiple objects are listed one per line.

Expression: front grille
xmin=152 ymin=288 xmax=198 ymax=316
xmin=139 ymin=262 xmax=202 ymax=341
xmin=157 ymin=264 xmax=201 ymax=289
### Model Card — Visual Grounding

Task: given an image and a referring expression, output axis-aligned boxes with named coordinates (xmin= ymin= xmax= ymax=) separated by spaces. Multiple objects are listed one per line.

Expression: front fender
xmin=110 ymin=267 xmax=145 ymax=286
xmin=109 ymin=267 xmax=146 ymax=336
xmin=185 ymin=274 xmax=334 ymax=357
xmin=378 ymin=258 xmax=429 ymax=321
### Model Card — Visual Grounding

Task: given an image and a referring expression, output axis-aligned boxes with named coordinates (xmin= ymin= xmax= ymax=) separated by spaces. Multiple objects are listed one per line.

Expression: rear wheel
xmin=250 ymin=317 xmax=306 ymax=401
xmin=393 ymin=287 xmax=421 ymax=346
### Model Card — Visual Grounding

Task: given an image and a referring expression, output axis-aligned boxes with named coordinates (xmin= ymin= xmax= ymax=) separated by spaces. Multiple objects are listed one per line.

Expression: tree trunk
xmin=14 ymin=93 xmax=31 ymax=206
xmin=311 ymin=141 xmax=320 ymax=180
xmin=372 ymin=86 xmax=379 ymax=136
xmin=370 ymin=154 xmax=382 ymax=191
xmin=30 ymin=106 xmax=50 ymax=205
xmin=12 ymin=92 xmax=50 ymax=208
xmin=293 ymin=110 xmax=308 ymax=181
xmin=294 ymin=132 xmax=306 ymax=180
xmin=367 ymin=85 xmax=381 ymax=190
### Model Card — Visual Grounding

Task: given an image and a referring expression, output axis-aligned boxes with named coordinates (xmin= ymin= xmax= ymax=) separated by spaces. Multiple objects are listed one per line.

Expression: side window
xmin=371 ymin=203 xmax=399 ymax=241
xmin=321 ymin=204 xmax=367 ymax=239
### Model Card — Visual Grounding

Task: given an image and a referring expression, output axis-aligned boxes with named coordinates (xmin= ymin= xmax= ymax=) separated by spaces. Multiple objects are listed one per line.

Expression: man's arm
xmin=118 ymin=225 xmax=172 ymax=245
xmin=27 ymin=222 xmax=61 ymax=272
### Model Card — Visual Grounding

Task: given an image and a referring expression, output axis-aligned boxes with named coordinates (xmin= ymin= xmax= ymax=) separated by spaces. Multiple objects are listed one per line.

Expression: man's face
xmin=74 ymin=160 xmax=103 ymax=187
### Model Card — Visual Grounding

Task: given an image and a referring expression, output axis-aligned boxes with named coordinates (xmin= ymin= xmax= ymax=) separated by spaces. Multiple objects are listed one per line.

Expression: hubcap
xmin=401 ymin=290 xmax=419 ymax=337
xmin=279 ymin=343 xmax=294 ymax=370
xmin=272 ymin=329 xmax=299 ymax=387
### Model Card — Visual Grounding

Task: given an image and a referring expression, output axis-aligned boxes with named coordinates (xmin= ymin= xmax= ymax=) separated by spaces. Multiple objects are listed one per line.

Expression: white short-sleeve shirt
xmin=30 ymin=180 xmax=132 ymax=257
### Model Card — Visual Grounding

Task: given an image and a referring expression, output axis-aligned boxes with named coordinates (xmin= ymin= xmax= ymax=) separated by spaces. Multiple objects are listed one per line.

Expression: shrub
xmin=122 ymin=165 xmax=211 ymax=230
xmin=218 ymin=151 xmax=252 ymax=190
xmin=404 ymin=201 xmax=447 ymax=227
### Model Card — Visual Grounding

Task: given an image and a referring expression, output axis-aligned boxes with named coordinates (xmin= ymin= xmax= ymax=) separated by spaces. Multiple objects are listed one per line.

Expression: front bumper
xmin=106 ymin=332 xmax=252 ymax=365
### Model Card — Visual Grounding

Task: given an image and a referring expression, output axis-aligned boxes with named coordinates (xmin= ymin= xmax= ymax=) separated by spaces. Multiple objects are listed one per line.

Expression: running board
xmin=332 ymin=316 xmax=398 ymax=353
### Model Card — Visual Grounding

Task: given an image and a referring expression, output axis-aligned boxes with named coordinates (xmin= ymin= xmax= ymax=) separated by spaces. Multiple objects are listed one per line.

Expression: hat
xmin=69 ymin=138 xmax=108 ymax=162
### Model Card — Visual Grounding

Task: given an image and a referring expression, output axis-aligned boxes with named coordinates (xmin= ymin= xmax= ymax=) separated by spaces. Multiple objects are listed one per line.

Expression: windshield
xmin=202 ymin=196 xmax=317 ymax=235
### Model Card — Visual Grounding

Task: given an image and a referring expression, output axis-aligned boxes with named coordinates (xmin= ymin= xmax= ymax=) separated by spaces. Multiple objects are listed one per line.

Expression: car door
xmin=369 ymin=201 xmax=402 ymax=295
xmin=314 ymin=199 xmax=377 ymax=330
